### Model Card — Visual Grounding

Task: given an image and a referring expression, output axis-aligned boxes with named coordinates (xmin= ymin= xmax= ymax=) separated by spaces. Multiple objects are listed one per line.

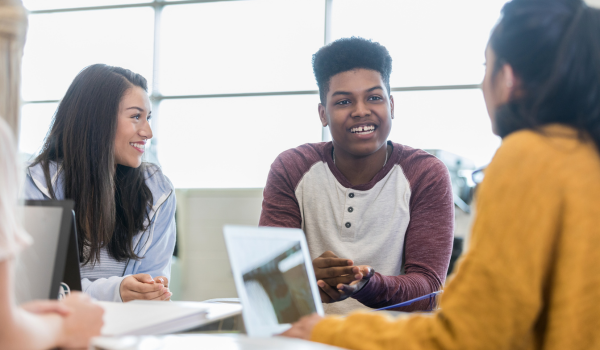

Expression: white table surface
xmin=90 ymin=333 xmax=347 ymax=350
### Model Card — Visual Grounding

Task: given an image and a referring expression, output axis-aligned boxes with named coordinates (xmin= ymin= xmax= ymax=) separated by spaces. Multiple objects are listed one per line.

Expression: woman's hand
xmin=120 ymin=273 xmax=172 ymax=302
xmin=280 ymin=313 xmax=324 ymax=340
xmin=56 ymin=292 xmax=104 ymax=349
xmin=154 ymin=276 xmax=170 ymax=300
xmin=21 ymin=299 xmax=71 ymax=316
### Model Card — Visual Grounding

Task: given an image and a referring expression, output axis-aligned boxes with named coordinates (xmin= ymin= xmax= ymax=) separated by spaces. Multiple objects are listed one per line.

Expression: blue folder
xmin=375 ymin=291 xmax=442 ymax=311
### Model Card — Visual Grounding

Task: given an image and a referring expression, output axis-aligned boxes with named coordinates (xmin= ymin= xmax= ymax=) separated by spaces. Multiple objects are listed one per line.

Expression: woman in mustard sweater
xmin=283 ymin=0 xmax=600 ymax=349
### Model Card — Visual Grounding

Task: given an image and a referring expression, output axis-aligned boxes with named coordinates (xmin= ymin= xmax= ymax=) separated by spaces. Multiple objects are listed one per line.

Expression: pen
xmin=374 ymin=291 xmax=442 ymax=311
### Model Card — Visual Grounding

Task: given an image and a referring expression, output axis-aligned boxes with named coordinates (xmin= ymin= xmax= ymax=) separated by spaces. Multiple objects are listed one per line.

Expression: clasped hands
xmin=120 ymin=273 xmax=172 ymax=302
xmin=312 ymin=250 xmax=374 ymax=303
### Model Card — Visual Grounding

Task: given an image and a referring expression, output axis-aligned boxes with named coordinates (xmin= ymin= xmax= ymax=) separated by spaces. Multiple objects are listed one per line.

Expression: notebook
xmin=98 ymin=300 xmax=242 ymax=336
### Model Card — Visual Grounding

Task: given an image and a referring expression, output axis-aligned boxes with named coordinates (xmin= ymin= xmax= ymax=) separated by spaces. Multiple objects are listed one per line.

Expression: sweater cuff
xmin=351 ymin=272 xmax=383 ymax=305
xmin=310 ymin=316 xmax=346 ymax=346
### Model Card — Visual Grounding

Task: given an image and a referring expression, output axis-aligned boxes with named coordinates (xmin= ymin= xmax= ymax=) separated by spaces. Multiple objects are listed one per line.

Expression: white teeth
xmin=351 ymin=125 xmax=376 ymax=133
xmin=129 ymin=142 xmax=145 ymax=151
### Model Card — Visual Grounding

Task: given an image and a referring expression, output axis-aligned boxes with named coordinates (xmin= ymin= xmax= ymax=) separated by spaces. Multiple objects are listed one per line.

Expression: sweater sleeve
xmin=352 ymin=155 xmax=454 ymax=311
xmin=311 ymin=131 xmax=563 ymax=349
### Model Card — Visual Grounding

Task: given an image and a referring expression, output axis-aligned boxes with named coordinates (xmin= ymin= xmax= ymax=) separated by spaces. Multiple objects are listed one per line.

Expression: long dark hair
xmin=490 ymin=0 xmax=600 ymax=150
xmin=33 ymin=64 xmax=153 ymax=265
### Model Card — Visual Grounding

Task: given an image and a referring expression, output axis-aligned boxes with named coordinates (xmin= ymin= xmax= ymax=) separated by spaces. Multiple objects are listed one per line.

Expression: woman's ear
xmin=499 ymin=63 xmax=517 ymax=102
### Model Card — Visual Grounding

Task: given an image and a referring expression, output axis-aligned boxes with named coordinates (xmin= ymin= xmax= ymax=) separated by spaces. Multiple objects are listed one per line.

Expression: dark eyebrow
xmin=331 ymin=86 xmax=384 ymax=98
xmin=367 ymin=86 xmax=384 ymax=92
xmin=127 ymin=107 xmax=151 ymax=114
xmin=331 ymin=91 xmax=351 ymax=98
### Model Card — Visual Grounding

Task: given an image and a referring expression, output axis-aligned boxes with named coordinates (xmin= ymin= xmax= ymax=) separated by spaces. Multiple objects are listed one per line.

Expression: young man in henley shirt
xmin=259 ymin=37 xmax=454 ymax=315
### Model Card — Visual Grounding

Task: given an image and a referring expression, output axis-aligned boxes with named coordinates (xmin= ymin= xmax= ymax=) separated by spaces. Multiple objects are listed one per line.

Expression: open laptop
xmin=223 ymin=225 xmax=324 ymax=337
xmin=15 ymin=200 xmax=82 ymax=303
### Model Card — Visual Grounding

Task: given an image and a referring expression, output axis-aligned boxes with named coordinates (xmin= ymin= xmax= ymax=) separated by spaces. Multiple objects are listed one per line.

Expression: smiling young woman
xmin=24 ymin=64 xmax=176 ymax=303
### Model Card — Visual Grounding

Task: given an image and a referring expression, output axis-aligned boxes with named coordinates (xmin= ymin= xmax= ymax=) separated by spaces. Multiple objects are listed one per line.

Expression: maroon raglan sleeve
xmin=352 ymin=152 xmax=455 ymax=311
xmin=259 ymin=144 xmax=323 ymax=228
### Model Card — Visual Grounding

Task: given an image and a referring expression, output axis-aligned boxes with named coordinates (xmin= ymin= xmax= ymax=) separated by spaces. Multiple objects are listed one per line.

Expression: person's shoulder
xmin=501 ymin=124 xmax=585 ymax=159
xmin=491 ymin=124 xmax=599 ymax=185
xmin=491 ymin=124 xmax=591 ymax=174
xmin=143 ymin=163 xmax=174 ymax=199
xmin=26 ymin=160 xmax=58 ymax=178
xmin=391 ymin=142 xmax=448 ymax=177
xmin=272 ymin=142 xmax=329 ymax=170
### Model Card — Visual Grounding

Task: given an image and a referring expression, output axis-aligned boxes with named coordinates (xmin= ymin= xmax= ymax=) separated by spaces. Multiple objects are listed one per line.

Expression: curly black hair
xmin=312 ymin=37 xmax=392 ymax=103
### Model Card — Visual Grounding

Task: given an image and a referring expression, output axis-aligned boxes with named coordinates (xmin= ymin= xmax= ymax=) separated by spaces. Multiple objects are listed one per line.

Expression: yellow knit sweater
xmin=311 ymin=124 xmax=600 ymax=350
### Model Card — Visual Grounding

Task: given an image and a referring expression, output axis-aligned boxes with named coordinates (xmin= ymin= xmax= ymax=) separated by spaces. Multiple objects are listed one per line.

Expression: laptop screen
xmin=15 ymin=200 xmax=75 ymax=303
xmin=224 ymin=226 xmax=323 ymax=337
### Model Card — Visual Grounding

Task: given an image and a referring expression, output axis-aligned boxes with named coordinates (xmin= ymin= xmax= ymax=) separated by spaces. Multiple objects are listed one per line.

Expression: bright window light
xmin=331 ymin=0 xmax=508 ymax=87
xmin=159 ymin=0 xmax=325 ymax=96
xmin=19 ymin=103 xmax=59 ymax=157
xmin=18 ymin=0 xmax=508 ymax=187
xmin=21 ymin=8 xmax=154 ymax=101
xmin=22 ymin=0 xmax=149 ymax=11
xmin=388 ymin=89 xmax=500 ymax=167
xmin=156 ymin=94 xmax=323 ymax=188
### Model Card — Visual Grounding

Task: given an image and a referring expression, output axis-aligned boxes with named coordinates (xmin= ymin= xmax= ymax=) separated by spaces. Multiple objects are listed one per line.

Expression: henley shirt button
xmin=345 ymin=222 xmax=351 ymax=228
xmin=348 ymin=207 xmax=354 ymax=213
xmin=349 ymin=193 xmax=355 ymax=198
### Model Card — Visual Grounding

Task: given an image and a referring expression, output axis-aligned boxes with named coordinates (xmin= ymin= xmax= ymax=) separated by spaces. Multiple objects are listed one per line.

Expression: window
xmin=21 ymin=7 xmax=154 ymax=101
xmin=330 ymin=0 xmax=508 ymax=87
xmin=20 ymin=0 xmax=505 ymax=188
xmin=159 ymin=0 xmax=324 ymax=95
xmin=389 ymin=89 xmax=500 ymax=166
xmin=19 ymin=103 xmax=58 ymax=155
xmin=157 ymin=95 xmax=322 ymax=188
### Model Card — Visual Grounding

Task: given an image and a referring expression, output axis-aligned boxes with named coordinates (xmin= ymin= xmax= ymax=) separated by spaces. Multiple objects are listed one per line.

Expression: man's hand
xmin=280 ymin=313 xmax=323 ymax=340
xmin=313 ymin=250 xmax=361 ymax=285
xmin=318 ymin=265 xmax=375 ymax=303
xmin=313 ymin=251 xmax=365 ymax=303
xmin=119 ymin=273 xmax=172 ymax=302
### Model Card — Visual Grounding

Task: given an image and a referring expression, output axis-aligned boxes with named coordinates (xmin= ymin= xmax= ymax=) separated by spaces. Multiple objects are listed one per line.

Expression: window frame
xmin=22 ymin=0 xmax=482 ymax=172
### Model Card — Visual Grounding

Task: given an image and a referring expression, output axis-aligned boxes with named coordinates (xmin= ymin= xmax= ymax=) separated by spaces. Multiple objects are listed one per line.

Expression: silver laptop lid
xmin=223 ymin=225 xmax=324 ymax=337
xmin=15 ymin=200 xmax=74 ymax=303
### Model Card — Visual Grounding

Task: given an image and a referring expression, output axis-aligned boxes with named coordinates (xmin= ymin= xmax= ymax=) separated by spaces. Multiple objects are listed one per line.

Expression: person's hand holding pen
xmin=312 ymin=251 xmax=374 ymax=303
xmin=119 ymin=273 xmax=172 ymax=302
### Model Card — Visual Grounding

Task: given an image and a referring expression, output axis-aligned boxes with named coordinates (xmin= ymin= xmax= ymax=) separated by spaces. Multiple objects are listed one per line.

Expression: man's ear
xmin=318 ymin=103 xmax=328 ymax=127
xmin=389 ymin=95 xmax=395 ymax=120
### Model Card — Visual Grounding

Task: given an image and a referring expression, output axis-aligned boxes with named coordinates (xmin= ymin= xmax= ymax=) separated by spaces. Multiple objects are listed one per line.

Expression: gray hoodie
xmin=24 ymin=161 xmax=176 ymax=302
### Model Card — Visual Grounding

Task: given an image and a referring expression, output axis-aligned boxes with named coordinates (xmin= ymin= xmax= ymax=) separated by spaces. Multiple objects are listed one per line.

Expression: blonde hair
xmin=0 ymin=117 xmax=30 ymax=260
